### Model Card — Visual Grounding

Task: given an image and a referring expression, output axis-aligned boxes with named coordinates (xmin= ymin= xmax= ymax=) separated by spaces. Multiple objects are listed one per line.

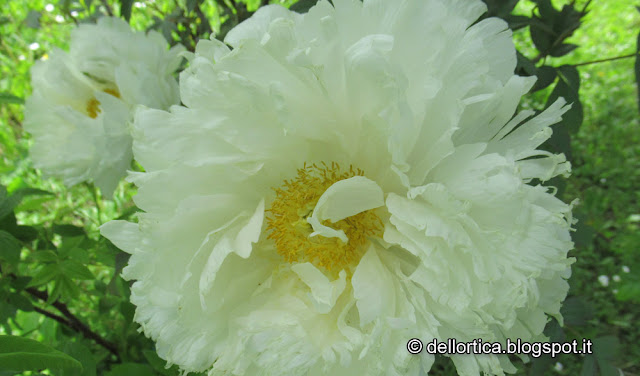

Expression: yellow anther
xmin=85 ymin=88 xmax=121 ymax=118
xmin=266 ymin=162 xmax=383 ymax=272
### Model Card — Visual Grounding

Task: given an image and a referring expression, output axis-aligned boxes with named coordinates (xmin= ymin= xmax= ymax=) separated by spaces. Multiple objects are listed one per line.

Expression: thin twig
xmin=32 ymin=306 xmax=73 ymax=327
xmin=574 ymin=52 xmax=637 ymax=67
xmin=100 ymin=0 xmax=114 ymax=16
xmin=23 ymin=285 xmax=120 ymax=359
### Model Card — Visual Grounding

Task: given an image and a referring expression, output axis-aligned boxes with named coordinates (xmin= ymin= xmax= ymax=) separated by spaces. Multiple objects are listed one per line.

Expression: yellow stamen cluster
xmin=86 ymin=88 xmax=121 ymax=118
xmin=267 ymin=162 xmax=383 ymax=272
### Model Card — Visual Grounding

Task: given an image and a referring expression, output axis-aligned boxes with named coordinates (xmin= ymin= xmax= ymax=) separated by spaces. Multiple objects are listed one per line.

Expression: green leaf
xmin=27 ymin=264 xmax=61 ymax=288
xmin=593 ymin=336 xmax=620 ymax=376
xmin=530 ymin=16 xmax=555 ymax=53
xmin=143 ymin=349 xmax=176 ymax=376
xmin=6 ymin=293 xmax=33 ymax=312
xmin=516 ymin=51 xmax=536 ymax=77
xmin=0 ymin=230 xmax=21 ymax=264
xmin=60 ymin=260 xmax=94 ymax=280
xmin=0 ymin=188 xmax=52 ymax=220
xmin=119 ymin=0 xmax=133 ymax=22
xmin=506 ymin=15 xmax=530 ymax=31
xmin=580 ymin=355 xmax=597 ymax=376
xmin=30 ymin=250 xmax=59 ymax=263
xmin=52 ymin=224 xmax=85 ymax=237
xmin=9 ymin=276 xmax=31 ymax=291
xmin=49 ymin=275 xmax=80 ymax=303
xmin=55 ymin=341 xmax=96 ymax=376
xmin=550 ymin=43 xmax=578 ymax=57
xmin=482 ymin=0 xmax=519 ymax=19
xmin=531 ymin=65 xmax=557 ymax=92
xmin=616 ymin=280 xmax=640 ymax=302
xmin=0 ymin=335 xmax=82 ymax=373
xmin=12 ymin=226 xmax=39 ymax=242
xmin=104 ymin=363 xmax=155 ymax=376
xmin=290 ymin=0 xmax=320 ymax=13
xmin=0 ymin=92 xmax=24 ymax=105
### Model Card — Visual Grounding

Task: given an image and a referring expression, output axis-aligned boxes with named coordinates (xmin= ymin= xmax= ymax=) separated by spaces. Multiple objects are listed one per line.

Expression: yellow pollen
xmin=85 ymin=88 xmax=121 ymax=118
xmin=266 ymin=162 xmax=383 ymax=272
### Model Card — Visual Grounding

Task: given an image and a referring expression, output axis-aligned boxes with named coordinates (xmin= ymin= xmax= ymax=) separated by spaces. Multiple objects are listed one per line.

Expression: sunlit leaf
xmin=60 ymin=260 xmax=94 ymax=280
xmin=0 ymin=335 xmax=82 ymax=373
xmin=0 ymin=92 xmax=24 ymax=105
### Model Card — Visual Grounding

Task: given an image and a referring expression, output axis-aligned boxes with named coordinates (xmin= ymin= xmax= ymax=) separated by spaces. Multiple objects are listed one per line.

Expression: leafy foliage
xmin=0 ymin=0 xmax=638 ymax=375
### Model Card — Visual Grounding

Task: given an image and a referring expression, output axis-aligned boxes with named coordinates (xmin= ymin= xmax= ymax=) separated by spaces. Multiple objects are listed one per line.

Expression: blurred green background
xmin=0 ymin=0 xmax=638 ymax=375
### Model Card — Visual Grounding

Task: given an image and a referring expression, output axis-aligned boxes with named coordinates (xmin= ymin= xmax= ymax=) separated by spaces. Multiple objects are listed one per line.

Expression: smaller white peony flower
xmin=622 ymin=265 xmax=630 ymax=273
xmin=24 ymin=17 xmax=184 ymax=196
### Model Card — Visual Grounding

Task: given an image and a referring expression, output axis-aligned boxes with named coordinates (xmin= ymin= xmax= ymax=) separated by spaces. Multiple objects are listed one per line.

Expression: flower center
xmin=86 ymin=88 xmax=120 ymax=118
xmin=266 ymin=162 xmax=383 ymax=272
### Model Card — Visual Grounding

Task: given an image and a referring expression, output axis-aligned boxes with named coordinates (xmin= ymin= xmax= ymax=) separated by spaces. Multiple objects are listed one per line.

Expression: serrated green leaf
xmin=0 ymin=93 xmax=24 ymax=105
xmin=60 ymin=260 xmax=94 ymax=280
xmin=0 ymin=335 xmax=82 ymax=373
xmin=27 ymin=264 xmax=61 ymax=288
xmin=0 ymin=230 xmax=21 ymax=264
xmin=58 ymin=236 xmax=86 ymax=258
xmin=535 ymin=0 xmax=558 ymax=21
xmin=530 ymin=16 xmax=555 ymax=53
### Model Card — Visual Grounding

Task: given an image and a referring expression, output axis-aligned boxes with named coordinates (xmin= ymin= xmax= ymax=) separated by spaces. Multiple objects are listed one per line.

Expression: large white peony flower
xmin=101 ymin=0 xmax=575 ymax=375
xmin=24 ymin=17 xmax=184 ymax=196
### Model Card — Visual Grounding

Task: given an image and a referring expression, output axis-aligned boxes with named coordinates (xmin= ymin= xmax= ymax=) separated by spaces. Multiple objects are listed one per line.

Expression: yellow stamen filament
xmin=85 ymin=88 xmax=121 ymax=119
xmin=267 ymin=162 xmax=383 ymax=272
